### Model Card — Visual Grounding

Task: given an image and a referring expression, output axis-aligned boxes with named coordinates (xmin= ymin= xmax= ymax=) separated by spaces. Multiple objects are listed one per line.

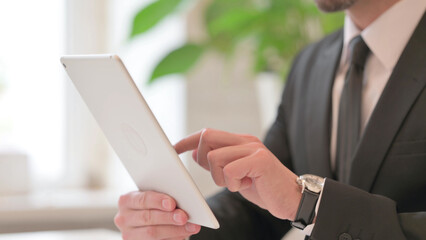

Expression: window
xmin=0 ymin=0 xmax=66 ymax=189
xmin=0 ymin=0 xmax=186 ymax=193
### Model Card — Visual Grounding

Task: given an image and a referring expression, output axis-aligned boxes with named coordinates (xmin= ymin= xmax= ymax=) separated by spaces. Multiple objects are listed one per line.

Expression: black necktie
xmin=336 ymin=36 xmax=370 ymax=182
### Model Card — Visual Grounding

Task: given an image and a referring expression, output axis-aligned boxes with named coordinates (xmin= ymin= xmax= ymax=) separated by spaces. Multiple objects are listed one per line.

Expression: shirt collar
xmin=342 ymin=0 xmax=426 ymax=70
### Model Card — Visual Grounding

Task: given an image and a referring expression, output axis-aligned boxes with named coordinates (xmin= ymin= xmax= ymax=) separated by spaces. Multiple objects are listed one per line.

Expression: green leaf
xmin=130 ymin=0 xmax=182 ymax=39
xmin=208 ymin=9 xmax=261 ymax=37
xmin=205 ymin=0 xmax=252 ymax=22
xmin=149 ymin=44 xmax=204 ymax=84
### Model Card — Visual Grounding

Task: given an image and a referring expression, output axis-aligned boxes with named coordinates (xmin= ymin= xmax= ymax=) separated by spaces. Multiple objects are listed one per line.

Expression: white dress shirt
xmin=303 ymin=0 xmax=426 ymax=235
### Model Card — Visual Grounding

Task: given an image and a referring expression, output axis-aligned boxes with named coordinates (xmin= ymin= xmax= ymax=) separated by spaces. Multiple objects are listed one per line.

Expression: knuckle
xmin=118 ymin=194 xmax=129 ymax=207
xmin=215 ymin=179 xmax=226 ymax=187
xmin=206 ymin=151 xmax=217 ymax=164
xmin=226 ymin=183 xmax=238 ymax=192
xmin=137 ymin=192 xmax=148 ymax=208
xmin=247 ymin=141 xmax=263 ymax=149
xmin=201 ymin=128 xmax=212 ymax=141
xmin=144 ymin=226 xmax=157 ymax=239
xmin=201 ymin=127 xmax=211 ymax=135
xmin=222 ymin=165 xmax=233 ymax=178
xmin=114 ymin=213 xmax=125 ymax=228
xmin=212 ymin=174 xmax=225 ymax=187
xmin=244 ymin=134 xmax=261 ymax=143
xmin=250 ymin=136 xmax=261 ymax=143
xmin=121 ymin=232 xmax=129 ymax=240
xmin=139 ymin=210 xmax=152 ymax=224
xmin=255 ymin=148 xmax=269 ymax=159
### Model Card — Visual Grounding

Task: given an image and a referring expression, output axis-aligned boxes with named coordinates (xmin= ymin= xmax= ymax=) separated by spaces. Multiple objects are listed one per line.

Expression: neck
xmin=346 ymin=0 xmax=401 ymax=30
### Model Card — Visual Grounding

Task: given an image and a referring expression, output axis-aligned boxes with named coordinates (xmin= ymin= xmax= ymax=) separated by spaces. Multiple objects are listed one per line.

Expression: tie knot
xmin=349 ymin=36 xmax=370 ymax=69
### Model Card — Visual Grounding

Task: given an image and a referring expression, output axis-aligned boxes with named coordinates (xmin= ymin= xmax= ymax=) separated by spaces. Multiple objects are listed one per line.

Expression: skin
xmin=115 ymin=0 xmax=402 ymax=239
xmin=114 ymin=191 xmax=201 ymax=240
xmin=173 ymin=129 xmax=301 ymax=221
xmin=344 ymin=0 xmax=400 ymax=30
xmin=316 ymin=0 xmax=400 ymax=29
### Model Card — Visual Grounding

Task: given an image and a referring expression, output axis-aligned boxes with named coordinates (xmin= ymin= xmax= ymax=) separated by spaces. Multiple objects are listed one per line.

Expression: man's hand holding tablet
xmin=115 ymin=190 xmax=201 ymax=240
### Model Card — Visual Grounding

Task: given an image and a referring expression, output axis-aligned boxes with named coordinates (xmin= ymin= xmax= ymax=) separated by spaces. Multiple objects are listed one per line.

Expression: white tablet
xmin=61 ymin=54 xmax=219 ymax=229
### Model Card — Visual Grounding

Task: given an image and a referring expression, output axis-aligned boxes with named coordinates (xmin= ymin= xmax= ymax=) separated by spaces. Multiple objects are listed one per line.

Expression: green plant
xmin=130 ymin=0 xmax=344 ymax=84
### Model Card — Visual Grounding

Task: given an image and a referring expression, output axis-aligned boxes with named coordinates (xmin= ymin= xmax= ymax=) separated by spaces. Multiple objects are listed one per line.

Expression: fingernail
xmin=162 ymin=199 xmax=172 ymax=210
xmin=185 ymin=223 xmax=198 ymax=232
xmin=173 ymin=212 xmax=184 ymax=224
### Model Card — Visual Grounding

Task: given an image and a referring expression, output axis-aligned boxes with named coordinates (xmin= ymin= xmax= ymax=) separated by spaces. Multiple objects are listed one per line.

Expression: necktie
xmin=336 ymin=35 xmax=370 ymax=182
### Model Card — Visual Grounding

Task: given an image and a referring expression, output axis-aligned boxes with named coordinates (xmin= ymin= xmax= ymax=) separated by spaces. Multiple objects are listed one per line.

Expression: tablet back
xmin=61 ymin=54 xmax=219 ymax=229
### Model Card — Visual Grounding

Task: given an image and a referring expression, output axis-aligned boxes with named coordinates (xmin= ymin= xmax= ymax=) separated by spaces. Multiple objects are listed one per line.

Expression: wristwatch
xmin=291 ymin=174 xmax=325 ymax=230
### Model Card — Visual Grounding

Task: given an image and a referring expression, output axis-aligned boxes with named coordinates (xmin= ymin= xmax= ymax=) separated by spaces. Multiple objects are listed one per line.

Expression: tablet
xmin=61 ymin=54 xmax=219 ymax=229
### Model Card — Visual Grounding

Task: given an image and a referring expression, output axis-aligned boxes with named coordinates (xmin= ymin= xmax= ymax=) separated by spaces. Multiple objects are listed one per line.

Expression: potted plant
xmin=128 ymin=0 xmax=344 ymax=135
xmin=129 ymin=0 xmax=344 ymax=84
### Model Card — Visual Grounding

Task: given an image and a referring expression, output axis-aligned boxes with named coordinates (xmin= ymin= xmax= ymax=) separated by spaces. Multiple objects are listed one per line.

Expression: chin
xmin=314 ymin=0 xmax=357 ymax=12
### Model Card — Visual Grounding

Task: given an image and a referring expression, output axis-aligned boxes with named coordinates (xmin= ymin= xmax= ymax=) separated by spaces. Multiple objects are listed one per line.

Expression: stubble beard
xmin=314 ymin=0 xmax=358 ymax=12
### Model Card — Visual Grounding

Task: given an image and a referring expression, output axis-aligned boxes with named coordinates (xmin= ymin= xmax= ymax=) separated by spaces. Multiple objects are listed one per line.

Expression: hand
xmin=174 ymin=128 xmax=302 ymax=221
xmin=114 ymin=191 xmax=201 ymax=240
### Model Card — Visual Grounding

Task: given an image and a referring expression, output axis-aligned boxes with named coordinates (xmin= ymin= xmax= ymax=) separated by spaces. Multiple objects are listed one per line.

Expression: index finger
xmin=174 ymin=128 xmax=252 ymax=154
xmin=174 ymin=130 xmax=203 ymax=154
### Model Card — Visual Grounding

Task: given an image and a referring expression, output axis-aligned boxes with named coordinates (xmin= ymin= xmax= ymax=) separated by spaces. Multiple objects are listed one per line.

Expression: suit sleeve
xmin=190 ymin=189 xmax=291 ymax=240
xmin=310 ymin=179 xmax=426 ymax=240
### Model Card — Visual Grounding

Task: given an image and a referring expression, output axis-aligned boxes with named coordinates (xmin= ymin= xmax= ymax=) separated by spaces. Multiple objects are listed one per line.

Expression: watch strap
xmin=291 ymin=189 xmax=319 ymax=230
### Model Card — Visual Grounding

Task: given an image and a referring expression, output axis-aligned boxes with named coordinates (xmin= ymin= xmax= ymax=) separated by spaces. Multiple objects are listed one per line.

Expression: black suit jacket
xmin=193 ymin=12 xmax=426 ymax=240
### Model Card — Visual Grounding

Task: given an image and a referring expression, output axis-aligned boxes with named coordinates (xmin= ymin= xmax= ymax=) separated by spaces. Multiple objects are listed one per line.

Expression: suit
xmin=192 ymin=10 xmax=426 ymax=240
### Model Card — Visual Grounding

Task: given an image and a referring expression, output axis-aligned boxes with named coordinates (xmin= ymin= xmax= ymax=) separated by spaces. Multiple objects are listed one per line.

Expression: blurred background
xmin=0 ymin=0 xmax=342 ymax=238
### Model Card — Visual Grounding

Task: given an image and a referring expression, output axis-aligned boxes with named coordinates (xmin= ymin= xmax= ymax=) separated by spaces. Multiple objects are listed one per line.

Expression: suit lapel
xmin=305 ymin=31 xmax=343 ymax=178
xmin=349 ymin=13 xmax=426 ymax=191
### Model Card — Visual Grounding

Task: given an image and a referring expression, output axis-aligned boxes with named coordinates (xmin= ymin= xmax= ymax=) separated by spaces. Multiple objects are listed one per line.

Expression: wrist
xmin=289 ymin=181 xmax=303 ymax=221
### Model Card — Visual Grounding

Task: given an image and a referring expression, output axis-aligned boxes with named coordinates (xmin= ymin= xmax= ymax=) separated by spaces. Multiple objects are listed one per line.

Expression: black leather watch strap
xmin=291 ymin=189 xmax=319 ymax=230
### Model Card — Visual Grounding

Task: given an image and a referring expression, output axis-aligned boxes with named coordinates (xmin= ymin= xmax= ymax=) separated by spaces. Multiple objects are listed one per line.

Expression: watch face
xmin=300 ymin=174 xmax=324 ymax=193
